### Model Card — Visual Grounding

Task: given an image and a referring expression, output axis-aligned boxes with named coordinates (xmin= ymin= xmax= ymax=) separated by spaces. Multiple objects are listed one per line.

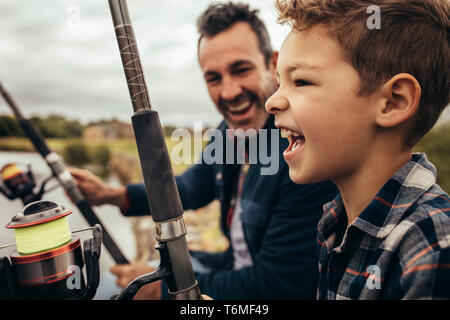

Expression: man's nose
xmin=265 ymin=89 xmax=289 ymax=114
xmin=220 ymin=76 xmax=243 ymax=101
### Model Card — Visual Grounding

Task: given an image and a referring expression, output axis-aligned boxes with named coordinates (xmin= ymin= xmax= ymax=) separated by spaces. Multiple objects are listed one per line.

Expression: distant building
xmin=82 ymin=120 xmax=134 ymax=141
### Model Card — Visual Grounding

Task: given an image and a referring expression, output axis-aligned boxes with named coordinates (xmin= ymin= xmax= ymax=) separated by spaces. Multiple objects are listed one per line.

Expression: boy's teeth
xmin=280 ymin=128 xmax=302 ymax=139
xmin=280 ymin=128 xmax=292 ymax=138
xmin=292 ymin=139 xmax=302 ymax=151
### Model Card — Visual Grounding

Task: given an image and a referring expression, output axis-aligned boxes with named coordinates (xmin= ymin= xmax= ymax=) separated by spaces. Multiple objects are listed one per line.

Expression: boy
xmin=266 ymin=0 xmax=450 ymax=299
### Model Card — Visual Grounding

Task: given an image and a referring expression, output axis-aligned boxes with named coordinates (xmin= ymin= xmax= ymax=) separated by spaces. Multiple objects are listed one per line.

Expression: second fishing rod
xmin=0 ymin=81 xmax=129 ymax=265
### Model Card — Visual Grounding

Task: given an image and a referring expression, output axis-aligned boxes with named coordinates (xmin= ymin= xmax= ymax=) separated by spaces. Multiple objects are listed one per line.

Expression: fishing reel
xmin=0 ymin=200 xmax=102 ymax=300
xmin=0 ymin=163 xmax=56 ymax=206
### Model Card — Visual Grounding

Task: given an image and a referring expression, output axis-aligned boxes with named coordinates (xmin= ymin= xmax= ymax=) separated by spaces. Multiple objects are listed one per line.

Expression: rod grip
xmin=131 ymin=109 xmax=183 ymax=222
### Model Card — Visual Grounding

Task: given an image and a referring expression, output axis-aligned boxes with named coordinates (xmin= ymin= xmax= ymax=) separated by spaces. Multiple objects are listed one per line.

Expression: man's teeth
xmin=227 ymin=101 xmax=251 ymax=112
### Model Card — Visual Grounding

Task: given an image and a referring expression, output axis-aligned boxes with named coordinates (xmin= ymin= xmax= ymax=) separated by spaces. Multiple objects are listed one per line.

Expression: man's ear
xmin=376 ymin=73 xmax=421 ymax=128
xmin=268 ymin=51 xmax=279 ymax=82
xmin=270 ymin=51 xmax=279 ymax=71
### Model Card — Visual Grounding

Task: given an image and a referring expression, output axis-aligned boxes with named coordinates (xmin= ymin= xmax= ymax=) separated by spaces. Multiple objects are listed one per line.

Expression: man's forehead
xmin=198 ymin=22 xmax=263 ymax=67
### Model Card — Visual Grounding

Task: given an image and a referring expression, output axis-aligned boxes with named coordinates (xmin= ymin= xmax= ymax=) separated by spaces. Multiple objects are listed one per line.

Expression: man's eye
xmin=206 ymin=76 xmax=220 ymax=84
xmin=234 ymin=68 xmax=251 ymax=75
xmin=294 ymin=79 xmax=311 ymax=87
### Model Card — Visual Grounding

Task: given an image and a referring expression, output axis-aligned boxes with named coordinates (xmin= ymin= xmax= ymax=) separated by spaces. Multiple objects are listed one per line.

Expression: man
xmin=71 ymin=2 xmax=337 ymax=299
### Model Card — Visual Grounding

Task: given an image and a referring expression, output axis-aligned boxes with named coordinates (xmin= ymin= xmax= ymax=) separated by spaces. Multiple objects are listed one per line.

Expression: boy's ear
xmin=376 ymin=73 xmax=421 ymax=128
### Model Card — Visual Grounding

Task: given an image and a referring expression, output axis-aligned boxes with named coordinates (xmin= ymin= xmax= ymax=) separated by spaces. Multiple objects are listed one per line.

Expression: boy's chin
xmin=288 ymin=169 xmax=309 ymax=185
xmin=288 ymin=168 xmax=323 ymax=185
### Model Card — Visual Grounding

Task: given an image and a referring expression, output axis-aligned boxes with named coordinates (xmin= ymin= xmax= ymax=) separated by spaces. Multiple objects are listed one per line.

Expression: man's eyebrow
xmin=203 ymin=60 xmax=254 ymax=77
xmin=204 ymin=70 xmax=219 ymax=78
xmin=229 ymin=60 xmax=254 ymax=70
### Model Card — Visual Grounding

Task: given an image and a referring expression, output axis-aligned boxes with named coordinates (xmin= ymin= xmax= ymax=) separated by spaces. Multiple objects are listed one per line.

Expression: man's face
xmin=266 ymin=26 xmax=380 ymax=185
xmin=198 ymin=22 xmax=277 ymax=131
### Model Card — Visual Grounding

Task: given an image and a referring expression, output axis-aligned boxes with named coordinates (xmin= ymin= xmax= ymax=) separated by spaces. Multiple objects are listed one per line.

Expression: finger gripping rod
xmin=108 ymin=0 xmax=201 ymax=299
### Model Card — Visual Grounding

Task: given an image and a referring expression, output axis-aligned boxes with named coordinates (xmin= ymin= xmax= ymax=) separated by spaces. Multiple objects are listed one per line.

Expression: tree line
xmin=0 ymin=114 xmax=83 ymax=138
xmin=0 ymin=114 xmax=185 ymax=138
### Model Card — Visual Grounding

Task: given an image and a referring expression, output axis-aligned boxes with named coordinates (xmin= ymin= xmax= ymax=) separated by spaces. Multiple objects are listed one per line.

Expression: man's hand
xmin=111 ymin=262 xmax=162 ymax=300
xmin=68 ymin=167 xmax=127 ymax=208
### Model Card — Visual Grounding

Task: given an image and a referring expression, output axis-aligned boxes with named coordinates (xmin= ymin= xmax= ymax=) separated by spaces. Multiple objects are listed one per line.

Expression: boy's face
xmin=266 ymin=26 xmax=380 ymax=185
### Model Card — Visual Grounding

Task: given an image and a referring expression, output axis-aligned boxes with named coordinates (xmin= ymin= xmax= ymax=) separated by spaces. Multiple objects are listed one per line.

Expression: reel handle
xmin=80 ymin=224 xmax=102 ymax=300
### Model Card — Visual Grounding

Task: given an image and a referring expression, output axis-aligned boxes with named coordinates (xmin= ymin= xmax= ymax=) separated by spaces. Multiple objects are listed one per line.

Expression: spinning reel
xmin=0 ymin=200 xmax=102 ymax=300
xmin=0 ymin=162 xmax=57 ymax=206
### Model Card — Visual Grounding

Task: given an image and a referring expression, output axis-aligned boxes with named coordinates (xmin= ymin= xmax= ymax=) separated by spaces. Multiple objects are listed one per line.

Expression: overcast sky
xmin=1 ymin=0 xmax=448 ymax=128
xmin=0 ymin=0 xmax=291 ymax=128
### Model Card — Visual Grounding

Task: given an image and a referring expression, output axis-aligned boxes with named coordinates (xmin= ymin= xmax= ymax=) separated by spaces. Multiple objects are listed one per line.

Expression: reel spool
xmin=0 ymin=163 xmax=37 ymax=205
xmin=0 ymin=200 xmax=102 ymax=300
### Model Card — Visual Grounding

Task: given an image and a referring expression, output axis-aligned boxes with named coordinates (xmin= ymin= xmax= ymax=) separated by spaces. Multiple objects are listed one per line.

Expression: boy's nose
xmin=265 ymin=90 xmax=288 ymax=114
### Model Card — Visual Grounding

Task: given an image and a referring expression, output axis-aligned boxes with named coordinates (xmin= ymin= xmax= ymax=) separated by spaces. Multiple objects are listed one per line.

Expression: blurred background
xmin=0 ymin=0 xmax=291 ymax=272
xmin=0 ymin=0 xmax=448 ymax=276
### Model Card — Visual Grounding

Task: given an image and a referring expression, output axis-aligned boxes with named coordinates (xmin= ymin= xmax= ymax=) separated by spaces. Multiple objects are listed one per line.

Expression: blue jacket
xmin=124 ymin=115 xmax=338 ymax=299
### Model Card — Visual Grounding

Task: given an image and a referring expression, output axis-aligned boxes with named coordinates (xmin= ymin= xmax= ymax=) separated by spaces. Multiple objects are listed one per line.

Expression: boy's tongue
xmin=287 ymin=135 xmax=305 ymax=153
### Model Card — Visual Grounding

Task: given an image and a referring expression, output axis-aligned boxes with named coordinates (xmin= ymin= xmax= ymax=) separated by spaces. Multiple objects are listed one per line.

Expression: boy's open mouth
xmin=280 ymin=128 xmax=306 ymax=158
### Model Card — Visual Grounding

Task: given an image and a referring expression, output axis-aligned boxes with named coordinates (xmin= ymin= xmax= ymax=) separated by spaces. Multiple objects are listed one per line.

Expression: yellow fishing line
xmin=14 ymin=217 xmax=71 ymax=254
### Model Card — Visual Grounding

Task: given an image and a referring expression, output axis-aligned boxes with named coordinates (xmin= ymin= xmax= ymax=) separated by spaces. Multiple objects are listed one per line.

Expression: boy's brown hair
xmin=275 ymin=0 xmax=449 ymax=148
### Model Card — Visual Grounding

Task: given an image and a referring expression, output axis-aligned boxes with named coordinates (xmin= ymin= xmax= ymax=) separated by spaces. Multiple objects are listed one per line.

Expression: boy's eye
xmin=294 ymin=79 xmax=311 ymax=87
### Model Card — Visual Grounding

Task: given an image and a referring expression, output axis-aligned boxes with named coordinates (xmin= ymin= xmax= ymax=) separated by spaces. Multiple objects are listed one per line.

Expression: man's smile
xmin=220 ymin=92 xmax=260 ymax=124
xmin=224 ymin=99 xmax=253 ymax=114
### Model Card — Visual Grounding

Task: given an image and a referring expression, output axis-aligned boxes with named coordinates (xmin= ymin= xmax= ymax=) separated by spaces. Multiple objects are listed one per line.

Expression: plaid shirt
xmin=317 ymin=153 xmax=450 ymax=299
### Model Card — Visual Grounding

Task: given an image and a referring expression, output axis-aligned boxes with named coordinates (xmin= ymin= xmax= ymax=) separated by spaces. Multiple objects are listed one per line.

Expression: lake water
xmin=0 ymin=151 xmax=136 ymax=272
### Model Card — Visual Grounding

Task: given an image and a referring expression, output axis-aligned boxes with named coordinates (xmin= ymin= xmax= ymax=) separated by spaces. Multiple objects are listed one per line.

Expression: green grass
xmin=0 ymin=137 xmax=136 ymax=155
xmin=0 ymin=137 xmax=80 ymax=153
xmin=415 ymin=124 xmax=450 ymax=193
xmin=0 ymin=137 xmax=34 ymax=151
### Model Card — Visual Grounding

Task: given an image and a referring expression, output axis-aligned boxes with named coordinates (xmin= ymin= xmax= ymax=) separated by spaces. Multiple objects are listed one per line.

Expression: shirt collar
xmin=319 ymin=153 xmax=437 ymax=241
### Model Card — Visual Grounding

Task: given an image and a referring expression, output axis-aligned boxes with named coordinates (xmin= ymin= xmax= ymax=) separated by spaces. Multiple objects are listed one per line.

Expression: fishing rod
xmin=108 ymin=0 xmax=201 ymax=300
xmin=0 ymin=81 xmax=129 ymax=265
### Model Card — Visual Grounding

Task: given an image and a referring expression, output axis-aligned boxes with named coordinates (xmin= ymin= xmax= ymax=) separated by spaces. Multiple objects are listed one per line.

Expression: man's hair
xmin=275 ymin=0 xmax=450 ymax=148
xmin=197 ymin=2 xmax=273 ymax=67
